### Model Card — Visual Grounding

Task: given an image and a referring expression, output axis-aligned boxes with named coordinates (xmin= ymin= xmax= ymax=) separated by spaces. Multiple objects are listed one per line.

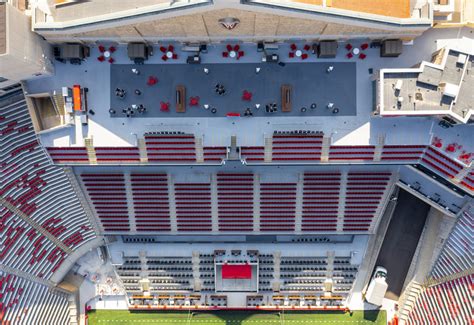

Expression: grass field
xmin=87 ymin=310 xmax=387 ymax=324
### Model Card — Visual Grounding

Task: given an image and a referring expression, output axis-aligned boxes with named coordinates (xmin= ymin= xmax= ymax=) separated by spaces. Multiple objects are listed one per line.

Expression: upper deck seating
xmin=272 ymin=131 xmax=323 ymax=161
xmin=260 ymin=182 xmax=297 ymax=231
xmin=144 ymin=132 xmax=196 ymax=163
xmin=329 ymin=145 xmax=375 ymax=161
xmin=174 ymin=183 xmax=212 ymax=231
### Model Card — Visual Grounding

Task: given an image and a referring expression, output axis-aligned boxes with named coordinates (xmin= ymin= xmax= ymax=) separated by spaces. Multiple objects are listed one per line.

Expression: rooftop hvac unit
xmin=442 ymin=83 xmax=459 ymax=98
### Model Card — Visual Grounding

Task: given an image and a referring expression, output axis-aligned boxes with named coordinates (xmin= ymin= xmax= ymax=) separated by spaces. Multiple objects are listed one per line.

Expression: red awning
xmin=222 ymin=264 xmax=252 ymax=279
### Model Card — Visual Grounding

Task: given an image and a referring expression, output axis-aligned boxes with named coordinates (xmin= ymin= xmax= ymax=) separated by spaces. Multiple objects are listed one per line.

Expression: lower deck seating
xmin=175 ymin=183 xmax=212 ymax=231
xmin=0 ymin=272 xmax=71 ymax=325
xmin=406 ymin=275 xmax=473 ymax=325
xmin=260 ymin=182 xmax=297 ymax=231
xmin=431 ymin=209 xmax=473 ymax=279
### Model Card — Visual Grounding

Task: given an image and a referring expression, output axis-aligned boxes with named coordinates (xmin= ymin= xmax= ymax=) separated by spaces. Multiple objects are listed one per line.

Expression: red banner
xmin=222 ymin=264 xmax=252 ymax=279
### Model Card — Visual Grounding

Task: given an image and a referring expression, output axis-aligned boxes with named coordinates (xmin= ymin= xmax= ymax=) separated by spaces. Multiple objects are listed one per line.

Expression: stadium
xmin=0 ymin=0 xmax=473 ymax=324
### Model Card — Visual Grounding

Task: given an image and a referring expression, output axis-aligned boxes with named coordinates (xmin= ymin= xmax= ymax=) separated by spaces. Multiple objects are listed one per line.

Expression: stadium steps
xmin=51 ymin=92 xmax=66 ymax=123
xmin=210 ymin=174 xmax=219 ymax=232
xmin=84 ymin=138 xmax=97 ymax=164
xmin=68 ymin=294 xmax=79 ymax=325
xmin=294 ymin=174 xmax=304 ymax=232
xmin=138 ymin=138 xmax=148 ymax=163
xmin=264 ymin=136 xmax=272 ymax=162
xmin=195 ymin=136 xmax=204 ymax=163
xmin=373 ymin=134 xmax=385 ymax=162
xmin=167 ymin=175 xmax=178 ymax=232
xmin=336 ymin=171 xmax=348 ymax=232
xmin=453 ymin=164 xmax=472 ymax=183
xmin=398 ymin=280 xmax=423 ymax=323
xmin=320 ymin=136 xmax=331 ymax=162
xmin=253 ymin=174 xmax=261 ymax=231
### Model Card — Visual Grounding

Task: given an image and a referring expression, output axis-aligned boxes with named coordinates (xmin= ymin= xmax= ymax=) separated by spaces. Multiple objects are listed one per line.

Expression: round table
xmin=352 ymin=48 xmax=360 ymax=55
xmin=103 ymin=51 xmax=111 ymax=58
xmin=166 ymin=51 xmax=173 ymax=59
xmin=295 ymin=50 xmax=302 ymax=57
xmin=229 ymin=51 xmax=236 ymax=58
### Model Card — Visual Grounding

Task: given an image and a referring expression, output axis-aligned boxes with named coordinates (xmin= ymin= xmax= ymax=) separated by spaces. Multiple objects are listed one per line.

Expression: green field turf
xmin=87 ymin=310 xmax=387 ymax=324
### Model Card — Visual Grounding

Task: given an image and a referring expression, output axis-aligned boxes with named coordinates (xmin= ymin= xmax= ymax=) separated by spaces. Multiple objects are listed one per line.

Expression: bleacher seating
xmin=217 ymin=173 xmax=254 ymax=231
xmin=0 ymin=271 xmax=70 ymax=325
xmin=406 ymin=275 xmax=473 ymax=325
xmin=46 ymin=147 xmax=89 ymax=164
xmin=380 ymin=145 xmax=426 ymax=161
xmin=343 ymin=172 xmax=391 ymax=232
xmin=260 ymin=182 xmax=297 ymax=231
xmin=203 ymin=147 xmax=227 ymax=163
xmin=421 ymin=147 xmax=464 ymax=179
xmin=329 ymin=145 xmax=375 ymax=161
xmin=81 ymin=173 xmax=130 ymax=232
xmin=144 ymin=133 xmax=196 ymax=163
xmin=431 ymin=209 xmax=473 ymax=279
xmin=302 ymin=173 xmax=341 ymax=232
xmin=95 ymin=147 xmax=140 ymax=163
xmin=0 ymin=89 xmax=95 ymax=279
xmin=131 ymin=173 xmax=171 ymax=232
xmin=240 ymin=146 xmax=264 ymax=162
xmin=280 ymin=257 xmax=329 ymax=292
xmin=460 ymin=171 xmax=474 ymax=192
xmin=174 ymin=182 xmax=212 ymax=231
xmin=271 ymin=131 xmax=323 ymax=161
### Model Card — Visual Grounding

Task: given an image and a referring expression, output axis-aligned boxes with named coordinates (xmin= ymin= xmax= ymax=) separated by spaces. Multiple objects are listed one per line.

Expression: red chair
xmin=289 ymin=52 xmax=295 ymax=58
xmin=222 ymin=52 xmax=229 ymax=58
xmin=359 ymin=53 xmax=366 ymax=60
xmin=161 ymin=55 xmax=168 ymax=61
xmin=189 ymin=96 xmax=200 ymax=106
xmin=172 ymin=53 xmax=178 ymax=60
xmin=97 ymin=56 xmax=105 ymax=62
xmin=108 ymin=46 xmax=116 ymax=53
xmin=303 ymin=44 xmax=311 ymax=51
xmin=226 ymin=44 xmax=233 ymax=52
xmin=290 ymin=43 xmax=297 ymax=51
xmin=234 ymin=44 xmax=240 ymax=51
xmin=108 ymin=57 xmax=115 ymax=64
xmin=301 ymin=53 xmax=308 ymax=60
xmin=168 ymin=45 xmax=174 ymax=52
xmin=361 ymin=43 xmax=369 ymax=50
xmin=345 ymin=44 xmax=353 ymax=51
xmin=160 ymin=102 xmax=170 ymax=112
xmin=238 ymin=51 xmax=244 ymax=58
xmin=98 ymin=45 xmax=106 ymax=53
xmin=242 ymin=90 xmax=252 ymax=101
xmin=160 ymin=46 xmax=167 ymax=53
xmin=346 ymin=52 xmax=353 ymax=59
xmin=147 ymin=76 xmax=158 ymax=86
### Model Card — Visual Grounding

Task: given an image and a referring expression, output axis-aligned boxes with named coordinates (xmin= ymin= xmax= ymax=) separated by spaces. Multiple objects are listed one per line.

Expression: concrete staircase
xmin=195 ymin=136 xmax=204 ymax=163
xmin=453 ymin=164 xmax=472 ymax=183
xmin=294 ymin=174 xmax=304 ymax=232
xmin=167 ymin=175 xmax=178 ymax=232
xmin=84 ymin=138 xmax=97 ymax=164
xmin=373 ymin=134 xmax=386 ymax=162
xmin=398 ymin=280 xmax=424 ymax=324
xmin=336 ymin=171 xmax=348 ymax=232
xmin=320 ymin=136 xmax=331 ymax=162
xmin=137 ymin=138 xmax=148 ymax=163
xmin=264 ymin=136 xmax=272 ymax=162
xmin=67 ymin=294 xmax=79 ymax=325
xmin=210 ymin=174 xmax=219 ymax=232
xmin=192 ymin=251 xmax=201 ymax=291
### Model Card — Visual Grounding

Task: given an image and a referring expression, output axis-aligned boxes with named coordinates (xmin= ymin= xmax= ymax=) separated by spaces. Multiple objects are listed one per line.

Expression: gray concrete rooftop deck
xmin=110 ymin=62 xmax=356 ymax=118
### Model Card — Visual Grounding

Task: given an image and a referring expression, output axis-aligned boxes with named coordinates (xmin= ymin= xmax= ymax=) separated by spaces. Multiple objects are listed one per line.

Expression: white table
xmin=103 ymin=51 xmax=111 ymax=58
xmin=352 ymin=48 xmax=360 ymax=55
xmin=229 ymin=50 xmax=237 ymax=58
xmin=166 ymin=51 xmax=173 ymax=59
xmin=295 ymin=50 xmax=302 ymax=57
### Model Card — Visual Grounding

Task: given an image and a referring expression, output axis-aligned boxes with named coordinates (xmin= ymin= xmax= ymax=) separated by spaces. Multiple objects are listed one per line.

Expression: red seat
xmin=303 ymin=44 xmax=311 ymax=51
xmin=346 ymin=52 xmax=353 ymax=59
xmin=345 ymin=44 xmax=353 ymax=51
xmin=98 ymin=45 xmax=105 ymax=52
xmin=189 ymin=96 xmax=200 ymax=106
xmin=301 ymin=53 xmax=308 ymax=60
xmin=160 ymin=102 xmax=170 ymax=112
xmin=147 ymin=76 xmax=158 ymax=86
xmin=234 ymin=44 xmax=240 ymax=51
xmin=159 ymin=46 xmax=167 ymax=53
xmin=290 ymin=43 xmax=297 ymax=51
xmin=161 ymin=55 xmax=168 ymax=61
xmin=172 ymin=53 xmax=178 ymax=59
xmin=237 ymin=51 xmax=244 ymax=59
xmin=226 ymin=44 xmax=233 ymax=52
xmin=108 ymin=57 xmax=115 ymax=63
xmin=222 ymin=52 xmax=228 ymax=57
xmin=168 ymin=45 xmax=174 ymax=52
xmin=289 ymin=52 xmax=295 ymax=58
xmin=109 ymin=46 xmax=116 ymax=53
xmin=242 ymin=90 xmax=252 ymax=101
xmin=359 ymin=53 xmax=367 ymax=60
xmin=97 ymin=56 xmax=105 ymax=62
xmin=361 ymin=43 xmax=369 ymax=50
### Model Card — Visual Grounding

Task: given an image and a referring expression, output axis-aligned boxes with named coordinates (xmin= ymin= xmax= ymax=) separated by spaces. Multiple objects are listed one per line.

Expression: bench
xmin=176 ymin=85 xmax=186 ymax=113
xmin=281 ymin=85 xmax=292 ymax=112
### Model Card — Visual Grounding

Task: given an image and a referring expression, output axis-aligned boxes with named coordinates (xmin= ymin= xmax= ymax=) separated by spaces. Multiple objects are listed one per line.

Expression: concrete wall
xmin=0 ymin=3 xmax=53 ymax=81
